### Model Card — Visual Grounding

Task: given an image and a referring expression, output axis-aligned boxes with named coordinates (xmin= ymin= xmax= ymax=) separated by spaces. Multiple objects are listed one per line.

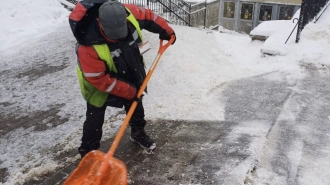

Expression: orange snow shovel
xmin=63 ymin=36 xmax=175 ymax=185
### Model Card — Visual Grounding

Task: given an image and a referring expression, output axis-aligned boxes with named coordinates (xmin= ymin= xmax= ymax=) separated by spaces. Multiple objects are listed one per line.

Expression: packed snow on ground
xmin=0 ymin=0 xmax=70 ymax=55
xmin=1 ymin=0 xmax=330 ymax=185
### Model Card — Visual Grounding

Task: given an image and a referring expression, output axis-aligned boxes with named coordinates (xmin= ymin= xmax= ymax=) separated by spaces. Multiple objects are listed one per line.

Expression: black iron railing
xmin=120 ymin=0 xmax=192 ymax=26
xmin=295 ymin=0 xmax=330 ymax=43
xmin=63 ymin=0 xmax=207 ymax=27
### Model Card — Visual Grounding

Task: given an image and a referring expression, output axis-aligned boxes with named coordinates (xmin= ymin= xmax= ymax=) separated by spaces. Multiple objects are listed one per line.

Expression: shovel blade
xmin=63 ymin=150 xmax=127 ymax=185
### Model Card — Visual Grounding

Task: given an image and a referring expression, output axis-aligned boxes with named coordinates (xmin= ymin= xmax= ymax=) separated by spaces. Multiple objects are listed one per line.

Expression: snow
xmin=1 ymin=0 xmax=330 ymax=185
xmin=0 ymin=0 xmax=70 ymax=55
xmin=250 ymin=9 xmax=301 ymax=37
xmin=251 ymin=9 xmax=301 ymax=56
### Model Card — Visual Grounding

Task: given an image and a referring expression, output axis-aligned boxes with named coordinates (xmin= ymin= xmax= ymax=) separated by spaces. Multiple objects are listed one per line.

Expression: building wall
xmin=219 ymin=0 xmax=301 ymax=33
xmin=242 ymin=0 xmax=301 ymax=5
xmin=176 ymin=0 xmax=301 ymax=29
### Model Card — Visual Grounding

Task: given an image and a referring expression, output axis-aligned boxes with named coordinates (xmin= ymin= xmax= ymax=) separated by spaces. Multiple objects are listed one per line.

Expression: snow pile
xmin=0 ymin=0 xmax=70 ymax=54
xmin=250 ymin=9 xmax=301 ymax=56
xmin=250 ymin=20 xmax=293 ymax=38
xmin=295 ymin=21 xmax=330 ymax=66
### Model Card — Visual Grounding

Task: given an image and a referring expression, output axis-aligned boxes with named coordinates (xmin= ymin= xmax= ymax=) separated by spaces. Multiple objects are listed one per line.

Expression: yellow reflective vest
xmin=77 ymin=9 xmax=143 ymax=107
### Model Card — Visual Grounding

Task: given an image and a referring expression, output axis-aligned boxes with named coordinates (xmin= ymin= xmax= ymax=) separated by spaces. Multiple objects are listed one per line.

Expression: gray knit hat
xmin=99 ymin=1 xmax=128 ymax=39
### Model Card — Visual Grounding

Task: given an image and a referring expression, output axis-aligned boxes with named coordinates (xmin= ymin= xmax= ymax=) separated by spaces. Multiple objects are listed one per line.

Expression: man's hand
xmin=133 ymin=94 xmax=144 ymax=102
xmin=159 ymin=31 xmax=176 ymax=45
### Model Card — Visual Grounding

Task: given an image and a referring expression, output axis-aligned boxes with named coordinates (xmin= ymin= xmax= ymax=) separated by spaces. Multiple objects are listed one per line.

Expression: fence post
xmin=204 ymin=0 xmax=207 ymax=27
xmin=295 ymin=0 xmax=305 ymax=43
xmin=189 ymin=4 xmax=191 ymax=26
xmin=170 ymin=0 xmax=172 ymax=17
xmin=285 ymin=18 xmax=299 ymax=44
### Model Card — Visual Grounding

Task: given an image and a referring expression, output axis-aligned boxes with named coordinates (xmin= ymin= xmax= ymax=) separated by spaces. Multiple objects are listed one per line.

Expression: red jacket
xmin=69 ymin=0 xmax=174 ymax=100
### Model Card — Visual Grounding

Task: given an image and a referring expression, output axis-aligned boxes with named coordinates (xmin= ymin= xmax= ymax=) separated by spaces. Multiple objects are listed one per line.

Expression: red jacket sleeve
xmin=124 ymin=4 xmax=174 ymax=36
xmin=77 ymin=45 xmax=136 ymax=100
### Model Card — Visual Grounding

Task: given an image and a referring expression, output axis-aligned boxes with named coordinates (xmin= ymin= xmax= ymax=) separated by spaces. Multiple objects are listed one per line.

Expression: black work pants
xmin=79 ymin=98 xmax=146 ymax=152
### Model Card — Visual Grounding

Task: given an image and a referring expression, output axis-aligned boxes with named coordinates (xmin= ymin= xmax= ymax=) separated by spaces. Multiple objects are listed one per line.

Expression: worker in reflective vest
xmin=69 ymin=0 xmax=176 ymax=158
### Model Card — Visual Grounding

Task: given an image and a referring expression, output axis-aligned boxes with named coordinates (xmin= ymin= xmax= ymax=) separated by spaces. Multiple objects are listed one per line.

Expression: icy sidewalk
xmin=21 ymin=71 xmax=297 ymax=185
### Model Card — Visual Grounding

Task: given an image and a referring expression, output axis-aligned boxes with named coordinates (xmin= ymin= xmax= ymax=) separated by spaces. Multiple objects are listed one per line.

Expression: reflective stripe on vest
xmin=77 ymin=10 xmax=143 ymax=108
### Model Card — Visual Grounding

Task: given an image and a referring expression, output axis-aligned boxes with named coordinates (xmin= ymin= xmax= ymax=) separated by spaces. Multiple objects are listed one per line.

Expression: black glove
xmin=159 ymin=31 xmax=176 ymax=45
xmin=133 ymin=94 xmax=144 ymax=102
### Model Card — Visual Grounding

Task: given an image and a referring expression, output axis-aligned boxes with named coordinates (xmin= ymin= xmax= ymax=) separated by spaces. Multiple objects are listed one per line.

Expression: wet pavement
xmin=20 ymin=118 xmax=234 ymax=185
xmin=2 ymin=69 xmax=330 ymax=185
xmin=21 ymin=119 xmax=234 ymax=185
xmin=1 ymin=63 xmax=329 ymax=185
xmin=2 ymin=64 xmax=330 ymax=185
xmin=18 ymin=71 xmax=302 ymax=185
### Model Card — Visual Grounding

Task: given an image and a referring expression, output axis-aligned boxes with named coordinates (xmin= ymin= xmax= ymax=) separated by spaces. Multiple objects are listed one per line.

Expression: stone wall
xmin=189 ymin=0 xmax=220 ymax=28
xmin=206 ymin=1 xmax=220 ymax=27
xmin=190 ymin=2 xmax=207 ymax=27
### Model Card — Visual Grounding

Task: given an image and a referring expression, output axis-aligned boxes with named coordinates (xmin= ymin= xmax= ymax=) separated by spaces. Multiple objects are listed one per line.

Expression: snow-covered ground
xmin=1 ymin=0 xmax=330 ymax=185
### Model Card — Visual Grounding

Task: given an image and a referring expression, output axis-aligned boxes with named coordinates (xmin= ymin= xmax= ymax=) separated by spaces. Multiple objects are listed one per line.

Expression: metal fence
xmin=295 ymin=0 xmax=330 ymax=43
xmin=64 ymin=0 xmax=208 ymax=27
xmin=119 ymin=0 xmax=193 ymax=26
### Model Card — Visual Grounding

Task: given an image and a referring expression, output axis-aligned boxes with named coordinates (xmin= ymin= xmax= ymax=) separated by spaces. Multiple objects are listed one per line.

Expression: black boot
xmin=78 ymin=142 xmax=100 ymax=159
xmin=78 ymin=147 xmax=90 ymax=159
xmin=130 ymin=127 xmax=156 ymax=150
